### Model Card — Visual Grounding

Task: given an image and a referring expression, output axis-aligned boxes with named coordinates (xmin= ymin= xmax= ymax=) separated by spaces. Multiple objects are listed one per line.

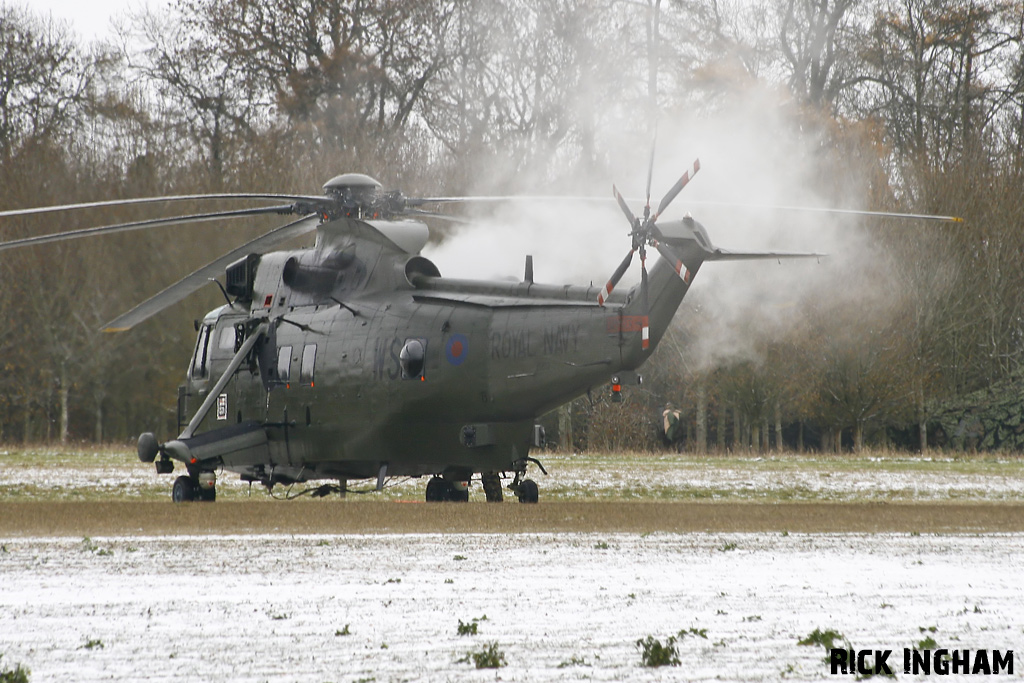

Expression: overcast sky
xmin=30 ymin=0 xmax=146 ymax=42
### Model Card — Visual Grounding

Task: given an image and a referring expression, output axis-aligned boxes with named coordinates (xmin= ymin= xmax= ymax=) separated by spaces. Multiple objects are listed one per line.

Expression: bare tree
xmin=124 ymin=5 xmax=266 ymax=184
xmin=858 ymin=0 xmax=1019 ymax=164
xmin=776 ymin=0 xmax=862 ymax=109
xmin=0 ymin=6 xmax=92 ymax=156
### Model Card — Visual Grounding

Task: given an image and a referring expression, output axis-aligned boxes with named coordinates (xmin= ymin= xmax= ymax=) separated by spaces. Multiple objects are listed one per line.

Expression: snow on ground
xmin=543 ymin=455 xmax=1024 ymax=502
xmin=3 ymin=450 xmax=1024 ymax=502
xmin=1 ymin=532 xmax=1021 ymax=681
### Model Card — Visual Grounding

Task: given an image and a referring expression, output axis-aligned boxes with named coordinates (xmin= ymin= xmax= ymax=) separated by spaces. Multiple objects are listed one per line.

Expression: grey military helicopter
xmin=0 ymin=164 xmax=954 ymax=503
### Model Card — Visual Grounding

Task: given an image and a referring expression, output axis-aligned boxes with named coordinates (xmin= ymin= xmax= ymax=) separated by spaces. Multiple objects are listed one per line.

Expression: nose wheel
xmin=508 ymin=457 xmax=545 ymax=503
xmin=513 ymin=478 xmax=539 ymax=503
xmin=172 ymin=475 xmax=196 ymax=502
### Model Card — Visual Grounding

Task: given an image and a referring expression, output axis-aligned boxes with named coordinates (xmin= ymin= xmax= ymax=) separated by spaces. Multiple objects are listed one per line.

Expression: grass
xmin=1 ymin=445 xmax=1022 ymax=504
xmin=558 ymin=655 xmax=588 ymax=668
xmin=458 ymin=642 xmax=506 ymax=669
xmin=798 ymin=627 xmax=848 ymax=650
xmin=635 ymin=627 xmax=708 ymax=667
xmin=0 ymin=654 xmax=29 ymax=683
xmin=636 ymin=635 xmax=680 ymax=667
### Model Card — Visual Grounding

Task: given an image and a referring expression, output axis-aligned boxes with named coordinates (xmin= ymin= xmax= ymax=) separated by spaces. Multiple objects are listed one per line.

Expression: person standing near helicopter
xmin=661 ymin=402 xmax=683 ymax=450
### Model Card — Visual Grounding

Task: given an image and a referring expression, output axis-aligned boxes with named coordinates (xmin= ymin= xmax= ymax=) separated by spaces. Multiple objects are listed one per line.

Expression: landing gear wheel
xmin=516 ymin=478 xmax=539 ymax=504
xmin=172 ymin=475 xmax=196 ymax=503
xmin=198 ymin=485 xmax=216 ymax=502
xmin=482 ymin=473 xmax=503 ymax=503
xmin=425 ymin=476 xmax=450 ymax=502
xmin=426 ymin=477 xmax=470 ymax=502
xmin=448 ymin=482 xmax=470 ymax=502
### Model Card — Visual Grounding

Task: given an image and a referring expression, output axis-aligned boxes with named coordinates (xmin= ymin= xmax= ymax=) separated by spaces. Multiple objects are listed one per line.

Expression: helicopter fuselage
xmin=169 ymin=216 xmax=697 ymax=489
xmin=0 ymin=169 xmax=835 ymax=502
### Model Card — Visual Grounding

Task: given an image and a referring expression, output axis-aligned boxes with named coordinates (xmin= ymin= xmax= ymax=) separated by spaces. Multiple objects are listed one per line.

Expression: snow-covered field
xmin=1 ymin=531 xmax=1021 ymax=681
xmin=3 ymin=448 xmax=1023 ymax=502
xmin=2 ymin=449 xmax=1021 ymax=680
xmin=544 ymin=453 xmax=1024 ymax=502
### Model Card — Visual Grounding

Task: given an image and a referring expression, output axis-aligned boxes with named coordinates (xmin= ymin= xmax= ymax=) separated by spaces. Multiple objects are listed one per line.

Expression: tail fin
xmin=619 ymin=216 xmax=825 ymax=365
xmin=620 ymin=239 xmax=702 ymax=366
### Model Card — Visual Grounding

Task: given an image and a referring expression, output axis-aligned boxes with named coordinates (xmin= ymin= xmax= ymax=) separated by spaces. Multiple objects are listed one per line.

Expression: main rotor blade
xmin=403 ymin=208 xmax=473 ymax=224
xmin=0 ymin=193 xmax=328 ymax=219
xmin=414 ymin=194 xmax=964 ymax=223
xmin=0 ymin=205 xmax=299 ymax=252
xmin=598 ymin=249 xmax=635 ymax=306
xmin=705 ymin=248 xmax=825 ymax=261
xmin=412 ymin=195 xmax=613 ymax=206
xmin=680 ymin=201 xmax=964 ymax=223
xmin=653 ymin=158 xmax=700 ymax=221
xmin=102 ymin=215 xmax=320 ymax=332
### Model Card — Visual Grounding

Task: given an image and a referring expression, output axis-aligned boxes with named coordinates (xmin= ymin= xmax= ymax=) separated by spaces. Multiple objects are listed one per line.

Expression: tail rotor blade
xmin=644 ymin=131 xmax=657 ymax=220
xmin=598 ymin=249 xmax=635 ymax=306
xmin=653 ymin=240 xmax=693 ymax=285
xmin=613 ymin=185 xmax=637 ymax=227
xmin=654 ymin=158 xmax=700 ymax=221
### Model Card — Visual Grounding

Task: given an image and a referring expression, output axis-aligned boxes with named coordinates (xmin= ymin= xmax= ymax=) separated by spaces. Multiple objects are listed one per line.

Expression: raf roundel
xmin=445 ymin=333 xmax=469 ymax=366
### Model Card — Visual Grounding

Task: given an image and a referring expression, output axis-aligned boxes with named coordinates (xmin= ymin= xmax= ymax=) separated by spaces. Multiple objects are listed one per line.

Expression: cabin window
xmin=190 ymin=324 xmax=212 ymax=379
xmin=218 ymin=326 xmax=236 ymax=350
xmin=300 ymin=344 xmax=317 ymax=384
xmin=277 ymin=345 xmax=292 ymax=382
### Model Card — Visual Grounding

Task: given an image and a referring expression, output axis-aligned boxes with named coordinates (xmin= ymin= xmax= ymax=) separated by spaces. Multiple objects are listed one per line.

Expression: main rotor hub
xmin=322 ymin=173 xmax=383 ymax=215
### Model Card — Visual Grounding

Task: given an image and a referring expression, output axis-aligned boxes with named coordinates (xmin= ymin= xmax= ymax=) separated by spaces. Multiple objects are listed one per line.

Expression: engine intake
xmin=282 ymin=249 xmax=359 ymax=294
xmin=225 ymin=253 xmax=260 ymax=300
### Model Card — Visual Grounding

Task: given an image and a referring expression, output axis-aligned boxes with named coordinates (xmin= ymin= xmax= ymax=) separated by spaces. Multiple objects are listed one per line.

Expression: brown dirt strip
xmin=1 ymin=501 xmax=1023 ymax=537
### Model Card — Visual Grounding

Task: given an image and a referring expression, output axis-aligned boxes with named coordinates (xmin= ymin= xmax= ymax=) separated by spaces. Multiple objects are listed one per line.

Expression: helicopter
xmin=0 ymin=164 xmax=955 ymax=503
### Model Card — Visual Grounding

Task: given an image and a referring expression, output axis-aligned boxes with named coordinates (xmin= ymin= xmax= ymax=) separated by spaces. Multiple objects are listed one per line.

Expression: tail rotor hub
xmin=600 ymin=157 xmax=701 ymax=308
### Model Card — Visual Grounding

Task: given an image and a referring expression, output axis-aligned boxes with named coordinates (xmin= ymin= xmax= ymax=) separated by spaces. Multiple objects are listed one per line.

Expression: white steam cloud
xmin=423 ymin=86 xmax=895 ymax=373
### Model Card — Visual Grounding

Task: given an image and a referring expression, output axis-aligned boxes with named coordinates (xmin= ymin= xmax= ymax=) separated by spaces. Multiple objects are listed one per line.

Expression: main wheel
xmin=172 ymin=475 xmax=196 ymax=503
xmin=517 ymin=478 xmax=539 ymax=504
xmin=425 ymin=476 xmax=450 ymax=502
xmin=197 ymin=485 xmax=216 ymax=502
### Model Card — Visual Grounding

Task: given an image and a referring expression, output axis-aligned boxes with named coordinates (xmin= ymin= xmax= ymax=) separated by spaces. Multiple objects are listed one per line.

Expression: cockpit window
xmin=191 ymin=325 xmax=212 ymax=379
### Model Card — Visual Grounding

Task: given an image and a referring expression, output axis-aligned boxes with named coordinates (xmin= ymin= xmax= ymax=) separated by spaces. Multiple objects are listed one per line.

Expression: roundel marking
xmin=446 ymin=333 xmax=469 ymax=366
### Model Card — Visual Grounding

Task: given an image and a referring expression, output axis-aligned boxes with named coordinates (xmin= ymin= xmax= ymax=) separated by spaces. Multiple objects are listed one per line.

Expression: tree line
xmin=1 ymin=0 xmax=1023 ymax=451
